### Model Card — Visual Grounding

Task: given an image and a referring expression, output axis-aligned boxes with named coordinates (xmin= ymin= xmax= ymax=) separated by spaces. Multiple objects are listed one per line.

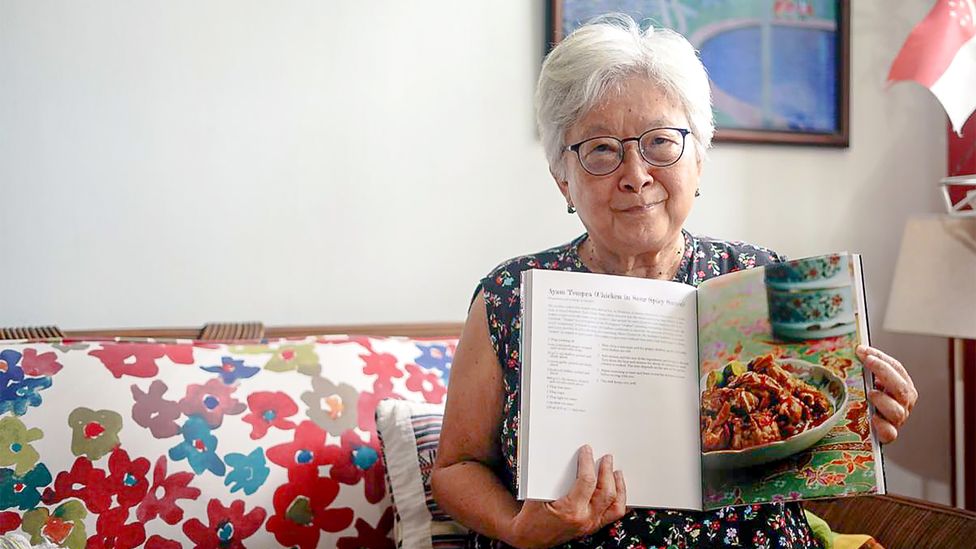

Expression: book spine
xmin=517 ymin=269 xmax=532 ymax=499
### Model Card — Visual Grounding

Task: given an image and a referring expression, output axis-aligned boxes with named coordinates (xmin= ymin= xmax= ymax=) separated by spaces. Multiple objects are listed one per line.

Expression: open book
xmin=518 ymin=253 xmax=884 ymax=510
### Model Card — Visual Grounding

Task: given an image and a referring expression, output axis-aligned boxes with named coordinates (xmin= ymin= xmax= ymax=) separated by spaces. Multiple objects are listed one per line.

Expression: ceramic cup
xmin=766 ymin=285 xmax=856 ymax=340
xmin=764 ymin=254 xmax=849 ymax=290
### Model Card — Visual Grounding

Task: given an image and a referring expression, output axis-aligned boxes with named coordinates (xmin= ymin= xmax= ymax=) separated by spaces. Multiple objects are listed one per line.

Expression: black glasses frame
xmin=564 ymin=127 xmax=692 ymax=176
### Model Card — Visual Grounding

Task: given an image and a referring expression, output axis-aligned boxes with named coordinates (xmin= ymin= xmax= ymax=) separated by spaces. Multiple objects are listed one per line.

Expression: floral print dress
xmin=469 ymin=230 xmax=823 ymax=549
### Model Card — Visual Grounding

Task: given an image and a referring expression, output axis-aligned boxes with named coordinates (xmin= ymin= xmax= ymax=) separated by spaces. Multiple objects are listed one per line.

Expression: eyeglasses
xmin=564 ymin=127 xmax=692 ymax=176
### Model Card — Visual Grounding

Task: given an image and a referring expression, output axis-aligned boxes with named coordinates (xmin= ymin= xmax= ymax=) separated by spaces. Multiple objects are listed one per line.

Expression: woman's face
xmin=557 ymin=75 xmax=702 ymax=258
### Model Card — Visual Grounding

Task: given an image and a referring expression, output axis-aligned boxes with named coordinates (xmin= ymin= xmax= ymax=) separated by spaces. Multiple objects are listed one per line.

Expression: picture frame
xmin=547 ymin=0 xmax=850 ymax=147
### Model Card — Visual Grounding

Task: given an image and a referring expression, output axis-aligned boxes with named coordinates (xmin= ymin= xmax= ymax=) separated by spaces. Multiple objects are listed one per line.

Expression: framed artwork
xmin=548 ymin=0 xmax=850 ymax=147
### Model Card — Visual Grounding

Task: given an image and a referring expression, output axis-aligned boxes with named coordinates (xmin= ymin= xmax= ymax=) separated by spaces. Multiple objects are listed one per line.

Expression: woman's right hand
xmin=508 ymin=445 xmax=627 ymax=549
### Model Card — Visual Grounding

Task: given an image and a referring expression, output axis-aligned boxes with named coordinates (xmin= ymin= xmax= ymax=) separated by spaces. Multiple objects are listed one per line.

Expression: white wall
xmin=0 ymin=1 xmax=951 ymax=502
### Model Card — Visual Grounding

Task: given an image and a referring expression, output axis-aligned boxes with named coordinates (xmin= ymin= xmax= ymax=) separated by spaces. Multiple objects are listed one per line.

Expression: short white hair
xmin=537 ymin=14 xmax=714 ymax=180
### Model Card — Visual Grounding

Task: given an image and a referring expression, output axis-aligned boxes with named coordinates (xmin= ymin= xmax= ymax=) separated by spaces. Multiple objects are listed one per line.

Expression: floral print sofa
xmin=2 ymin=323 xmax=975 ymax=549
xmin=0 ymin=328 xmax=455 ymax=548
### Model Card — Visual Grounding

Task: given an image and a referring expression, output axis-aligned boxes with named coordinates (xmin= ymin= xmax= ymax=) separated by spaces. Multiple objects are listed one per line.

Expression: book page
xmin=520 ymin=269 xmax=702 ymax=510
xmin=696 ymin=254 xmax=883 ymax=509
xmin=853 ymin=255 xmax=886 ymax=495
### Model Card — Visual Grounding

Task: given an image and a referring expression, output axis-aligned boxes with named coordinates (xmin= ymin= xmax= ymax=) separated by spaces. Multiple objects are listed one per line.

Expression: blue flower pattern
xmin=0 ymin=350 xmax=55 ymax=416
xmin=0 ymin=463 xmax=51 ymax=510
xmin=169 ymin=415 xmax=226 ymax=476
xmin=0 ymin=350 xmax=25 ymax=388
xmin=1 ymin=378 xmax=52 ymax=416
xmin=223 ymin=447 xmax=269 ymax=495
xmin=414 ymin=344 xmax=452 ymax=383
xmin=201 ymin=356 xmax=260 ymax=385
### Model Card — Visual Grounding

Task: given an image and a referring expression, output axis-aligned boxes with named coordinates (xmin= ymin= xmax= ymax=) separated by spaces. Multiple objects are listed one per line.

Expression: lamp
xmin=885 ymin=214 xmax=976 ymax=509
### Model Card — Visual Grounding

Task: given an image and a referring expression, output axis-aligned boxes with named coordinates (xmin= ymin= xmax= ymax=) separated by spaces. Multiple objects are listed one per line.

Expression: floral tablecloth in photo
xmin=697 ymin=271 xmax=877 ymax=508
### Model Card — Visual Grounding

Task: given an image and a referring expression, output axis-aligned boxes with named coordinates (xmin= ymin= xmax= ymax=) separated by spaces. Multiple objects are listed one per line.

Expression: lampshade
xmin=884 ymin=214 xmax=976 ymax=339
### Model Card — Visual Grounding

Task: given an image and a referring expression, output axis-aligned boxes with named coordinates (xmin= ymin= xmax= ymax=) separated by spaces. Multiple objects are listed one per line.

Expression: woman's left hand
xmin=856 ymin=345 xmax=918 ymax=444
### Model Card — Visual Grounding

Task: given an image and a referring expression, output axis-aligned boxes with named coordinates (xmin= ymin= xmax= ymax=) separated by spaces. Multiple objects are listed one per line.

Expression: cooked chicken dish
xmin=701 ymin=355 xmax=832 ymax=452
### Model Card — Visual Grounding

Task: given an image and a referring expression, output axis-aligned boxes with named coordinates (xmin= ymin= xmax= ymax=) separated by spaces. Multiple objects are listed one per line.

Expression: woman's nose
xmin=617 ymin=142 xmax=653 ymax=193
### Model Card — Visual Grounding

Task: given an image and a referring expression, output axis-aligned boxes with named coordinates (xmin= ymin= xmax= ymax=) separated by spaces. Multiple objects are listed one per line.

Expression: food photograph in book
xmin=696 ymin=254 xmax=881 ymax=507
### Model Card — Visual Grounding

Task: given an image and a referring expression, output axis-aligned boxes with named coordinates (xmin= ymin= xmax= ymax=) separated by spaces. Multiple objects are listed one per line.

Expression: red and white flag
xmin=888 ymin=0 xmax=976 ymax=135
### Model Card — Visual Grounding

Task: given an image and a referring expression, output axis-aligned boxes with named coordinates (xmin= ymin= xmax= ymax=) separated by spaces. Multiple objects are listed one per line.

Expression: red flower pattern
xmin=242 ymin=391 xmax=299 ymax=439
xmin=360 ymin=352 xmax=404 ymax=384
xmin=328 ymin=429 xmax=386 ymax=504
xmin=20 ymin=348 xmax=63 ymax=376
xmin=336 ymin=506 xmax=395 ymax=549
xmin=105 ymin=448 xmax=151 ymax=510
xmin=136 ymin=456 xmax=202 ymax=525
xmin=404 ymin=363 xmax=446 ymax=404
xmin=87 ymin=506 xmax=147 ymax=549
xmin=798 ymin=465 xmax=847 ymax=488
xmin=844 ymin=400 xmax=871 ymax=440
xmin=828 ymin=452 xmax=874 ymax=474
xmin=45 ymin=449 xmax=151 ymax=516
xmin=266 ymin=421 xmax=342 ymax=483
xmin=0 ymin=511 xmax=21 ymax=534
xmin=178 ymin=378 xmax=246 ymax=427
xmin=89 ymin=343 xmax=194 ymax=378
xmin=266 ymin=476 xmax=353 ymax=549
xmin=357 ymin=381 xmax=400 ymax=435
xmin=182 ymin=498 xmax=267 ymax=549
xmin=144 ymin=535 xmax=182 ymax=549
xmin=44 ymin=457 xmax=112 ymax=513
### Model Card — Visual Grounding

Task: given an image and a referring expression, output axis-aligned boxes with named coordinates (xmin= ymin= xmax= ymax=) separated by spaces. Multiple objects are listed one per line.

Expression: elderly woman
xmin=431 ymin=15 xmax=917 ymax=549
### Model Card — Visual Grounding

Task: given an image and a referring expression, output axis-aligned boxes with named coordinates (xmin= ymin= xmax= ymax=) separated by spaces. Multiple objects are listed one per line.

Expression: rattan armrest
xmin=804 ymin=494 xmax=976 ymax=548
